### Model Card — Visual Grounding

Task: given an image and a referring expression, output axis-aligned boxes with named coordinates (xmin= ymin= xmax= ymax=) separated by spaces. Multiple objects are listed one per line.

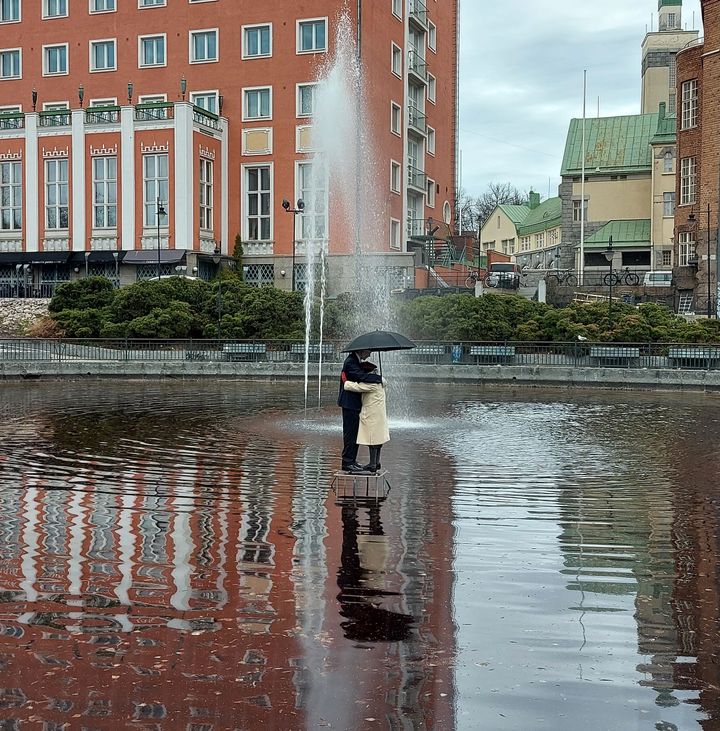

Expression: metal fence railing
xmin=1 ymin=339 xmax=720 ymax=371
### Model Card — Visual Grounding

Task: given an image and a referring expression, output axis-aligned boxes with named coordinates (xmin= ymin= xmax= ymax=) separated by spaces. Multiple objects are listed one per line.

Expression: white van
xmin=643 ymin=271 xmax=673 ymax=287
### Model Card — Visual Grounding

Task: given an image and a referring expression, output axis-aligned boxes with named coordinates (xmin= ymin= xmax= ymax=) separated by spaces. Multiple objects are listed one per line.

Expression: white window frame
xmin=390 ymin=101 xmax=401 ymax=136
xmin=297 ymin=17 xmax=327 ymax=54
xmin=44 ymin=158 xmax=69 ymax=231
xmin=190 ymin=90 xmax=218 ymax=114
xmin=90 ymin=0 xmax=115 ymax=12
xmin=427 ymin=126 xmax=436 ymax=155
xmin=296 ymin=83 xmax=316 ymax=118
xmin=390 ymin=160 xmax=401 ymax=194
xmin=138 ymin=0 xmax=165 ymax=7
xmin=43 ymin=0 xmax=67 ymax=19
xmin=427 ymin=73 xmax=436 ymax=104
xmin=0 ymin=160 xmax=21 ymax=231
xmin=242 ymin=23 xmax=272 ymax=59
xmin=390 ymin=218 xmax=401 ymax=250
xmin=142 ymin=153 xmax=169 ymax=228
xmin=428 ymin=21 xmax=437 ymax=52
xmin=189 ymin=28 xmax=218 ymax=64
xmin=663 ymin=191 xmax=675 ymax=217
xmin=92 ymin=156 xmax=117 ymax=230
xmin=242 ymin=163 xmax=273 ymax=242
xmin=0 ymin=48 xmax=21 ymax=79
xmin=43 ymin=101 xmax=69 ymax=110
xmin=391 ymin=0 xmax=401 ymax=20
xmin=427 ymin=178 xmax=436 ymax=208
xmin=663 ymin=151 xmax=673 ymax=174
xmin=680 ymin=156 xmax=696 ymax=205
xmin=90 ymin=39 xmax=117 ymax=73
xmin=138 ymin=93 xmax=167 ymax=104
xmin=572 ymin=198 xmax=588 ymax=222
xmin=199 ymin=158 xmax=213 ymax=232
xmin=242 ymin=86 xmax=272 ymax=121
xmin=42 ymin=44 xmax=68 ymax=76
xmin=391 ymin=43 xmax=402 ymax=77
xmin=138 ymin=34 xmax=166 ymax=68
xmin=678 ymin=232 xmax=696 ymax=266
xmin=0 ymin=0 xmax=21 ymax=23
xmin=681 ymin=79 xmax=698 ymax=130
xmin=296 ymin=160 xmax=328 ymax=242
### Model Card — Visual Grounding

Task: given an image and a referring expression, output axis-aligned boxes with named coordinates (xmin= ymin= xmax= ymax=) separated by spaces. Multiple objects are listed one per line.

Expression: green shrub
xmin=49 ymin=277 xmax=116 ymax=313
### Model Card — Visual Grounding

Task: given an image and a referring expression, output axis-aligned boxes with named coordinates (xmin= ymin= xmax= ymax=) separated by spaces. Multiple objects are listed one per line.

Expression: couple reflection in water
xmin=336 ymin=503 xmax=414 ymax=643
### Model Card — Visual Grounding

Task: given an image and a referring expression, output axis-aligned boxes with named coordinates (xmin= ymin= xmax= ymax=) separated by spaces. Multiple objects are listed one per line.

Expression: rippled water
xmin=1 ymin=381 xmax=720 ymax=730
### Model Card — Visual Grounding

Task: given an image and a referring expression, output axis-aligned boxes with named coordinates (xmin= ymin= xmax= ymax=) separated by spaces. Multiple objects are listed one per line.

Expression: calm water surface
xmin=0 ymin=380 xmax=719 ymax=730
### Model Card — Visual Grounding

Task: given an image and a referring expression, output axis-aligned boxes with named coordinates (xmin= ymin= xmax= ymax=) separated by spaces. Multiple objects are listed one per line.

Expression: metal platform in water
xmin=330 ymin=470 xmax=391 ymax=505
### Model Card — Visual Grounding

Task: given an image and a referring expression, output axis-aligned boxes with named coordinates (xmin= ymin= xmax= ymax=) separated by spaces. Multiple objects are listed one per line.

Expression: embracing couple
xmin=337 ymin=348 xmax=389 ymax=475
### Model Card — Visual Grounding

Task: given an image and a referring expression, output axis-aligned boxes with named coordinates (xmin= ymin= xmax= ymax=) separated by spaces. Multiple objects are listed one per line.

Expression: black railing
xmin=39 ymin=110 xmax=71 ymax=127
xmin=0 ymin=112 xmax=24 ymax=130
xmin=85 ymin=106 xmax=120 ymax=124
xmin=193 ymin=106 xmax=220 ymax=130
xmin=134 ymin=102 xmax=174 ymax=122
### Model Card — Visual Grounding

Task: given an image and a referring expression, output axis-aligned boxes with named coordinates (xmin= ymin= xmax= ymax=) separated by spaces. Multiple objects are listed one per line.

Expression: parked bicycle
xmin=603 ymin=267 xmax=640 ymax=286
xmin=465 ymin=270 xmax=480 ymax=289
xmin=546 ymin=270 xmax=578 ymax=287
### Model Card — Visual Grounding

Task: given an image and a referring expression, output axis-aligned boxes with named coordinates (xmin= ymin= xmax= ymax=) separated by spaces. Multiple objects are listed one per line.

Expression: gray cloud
xmin=459 ymin=0 xmax=702 ymax=197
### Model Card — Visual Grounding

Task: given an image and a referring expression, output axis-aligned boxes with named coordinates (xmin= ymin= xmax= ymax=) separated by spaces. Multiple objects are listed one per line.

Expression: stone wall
xmin=0 ymin=299 xmax=50 ymax=336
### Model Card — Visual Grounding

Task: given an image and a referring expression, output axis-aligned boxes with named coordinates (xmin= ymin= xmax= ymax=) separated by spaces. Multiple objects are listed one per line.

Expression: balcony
xmin=408 ymin=0 xmax=428 ymax=29
xmin=39 ymin=110 xmax=71 ymax=128
xmin=407 ymin=165 xmax=427 ymax=191
xmin=408 ymin=105 xmax=427 ymax=135
xmin=408 ymin=49 xmax=428 ymax=83
xmin=85 ymin=105 xmax=120 ymax=125
xmin=0 ymin=112 xmax=24 ymax=131
xmin=134 ymin=102 xmax=174 ymax=122
xmin=193 ymin=106 xmax=220 ymax=131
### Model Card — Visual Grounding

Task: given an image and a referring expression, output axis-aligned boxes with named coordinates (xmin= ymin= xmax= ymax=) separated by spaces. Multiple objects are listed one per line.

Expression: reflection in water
xmin=1 ymin=382 xmax=720 ymax=729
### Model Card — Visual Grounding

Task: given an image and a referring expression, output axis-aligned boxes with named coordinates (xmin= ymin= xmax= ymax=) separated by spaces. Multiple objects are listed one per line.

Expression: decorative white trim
xmin=42 ymin=145 xmax=69 ymax=159
xmin=199 ymin=236 xmax=217 ymax=253
xmin=90 ymin=236 xmax=118 ymax=250
xmin=0 ymin=239 xmax=23 ymax=253
xmin=90 ymin=143 xmax=118 ymax=156
xmin=141 ymin=235 xmax=169 ymax=250
xmin=199 ymin=145 xmax=215 ymax=160
xmin=295 ymin=239 xmax=328 ymax=256
xmin=0 ymin=150 xmax=21 ymax=161
xmin=140 ymin=141 xmax=169 ymax=153
xmin=242 ymin=128 xmax=272 ymax=156
xmin=295 ymin=125 xmax=314 ymax=153
xmin=243 ymin=241 xmax=274 ymax=256
xmin=43 ymin=237 xmax=70 ymax=251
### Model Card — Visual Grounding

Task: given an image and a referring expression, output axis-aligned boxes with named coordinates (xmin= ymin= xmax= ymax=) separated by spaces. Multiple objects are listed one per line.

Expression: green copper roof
xmin=561 ymin=114 xmax=659 ymax=176
xmin=651 ymin=110 xmax=676 ymax=145
xmin=497 ymin=204 xmax=531 ymax=226
xmin=584 ymin=220 xmax=651 ymax=249
xmin=658 ymin=0 xmax=681 ymax=7
xmin=517 ymin=197 xmax=562 ymax=236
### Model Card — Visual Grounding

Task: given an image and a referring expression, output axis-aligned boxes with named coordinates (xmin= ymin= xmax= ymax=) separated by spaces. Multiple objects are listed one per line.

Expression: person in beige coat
xmin=343 ymin=364 xmax=389 ymax=473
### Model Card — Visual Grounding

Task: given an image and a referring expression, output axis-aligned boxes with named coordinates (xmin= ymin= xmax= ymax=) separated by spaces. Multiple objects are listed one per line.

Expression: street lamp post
xmin=282 ymin=198 xmax=305 ymax=291
xmin=156 ymin=198 xmax=166 ymax=280
xmin=604 ymin=235 xmax=614 ymax=330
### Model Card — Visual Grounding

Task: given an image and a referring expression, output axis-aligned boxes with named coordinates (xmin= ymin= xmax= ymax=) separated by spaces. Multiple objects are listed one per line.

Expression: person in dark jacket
xmin=337 ymin=349 xmax=383 ymax=473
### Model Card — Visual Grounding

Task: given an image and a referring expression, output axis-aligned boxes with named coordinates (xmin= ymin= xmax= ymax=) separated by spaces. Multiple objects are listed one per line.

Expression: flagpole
xmin=579 ymin=70 xmax=587 ymax=286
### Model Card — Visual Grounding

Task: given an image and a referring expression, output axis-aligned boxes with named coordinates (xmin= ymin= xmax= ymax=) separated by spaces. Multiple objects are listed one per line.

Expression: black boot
xmin=365 ymin=445 xmax=382 ymax=473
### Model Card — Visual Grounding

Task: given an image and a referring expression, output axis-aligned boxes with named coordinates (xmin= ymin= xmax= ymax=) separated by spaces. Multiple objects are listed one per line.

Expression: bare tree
xmin=458 ymin=183 xmax=530 ymax=235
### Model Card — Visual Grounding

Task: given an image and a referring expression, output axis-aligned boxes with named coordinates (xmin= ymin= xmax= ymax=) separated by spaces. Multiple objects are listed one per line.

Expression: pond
xmin=0 ymin=380 xmax=719 ymax=730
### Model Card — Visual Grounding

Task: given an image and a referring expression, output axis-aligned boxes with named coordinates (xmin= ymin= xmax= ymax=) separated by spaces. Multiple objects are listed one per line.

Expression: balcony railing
xmin=0 ymin=112 xmax=24 ymax=130
xmin=134 ymin=102 xmax=174 ymax=122
xmin=407 ymin=217 xmax=427 ymax=238
xmin=408 ymin=49 xmax=428 ymax=81
xmin=408 ymin=105 xmax=427 ymax=135
xmin=409 ymin=0 xmax=428 ymax=28
xmin=39 ymin=110 xmax=71 ymax=127
xmin=193 ymin=106 xmax=220 ymax=130
xmin=85 ymin=105 xmax=120 ymax=125
xmin=407 ymin=165 xmax=427 ymax=191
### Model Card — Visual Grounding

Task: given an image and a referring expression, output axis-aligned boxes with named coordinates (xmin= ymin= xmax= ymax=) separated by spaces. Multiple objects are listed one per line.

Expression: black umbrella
xmin=341 ymin=330 xmax=416 ymax=353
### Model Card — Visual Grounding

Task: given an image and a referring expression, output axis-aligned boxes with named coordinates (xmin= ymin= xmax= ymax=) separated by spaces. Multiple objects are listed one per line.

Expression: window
xmin=667 ymin=12 xmax=676 ymax=29
xmin=0 ymin=0 xmax=20 ymax=22
xmin=391 ymin=102 xmax=401 ymax=135
xmin=427 ymin=178 xmax=435 ymax=208
xmin=662 ymin=250 xmax=672 ymax=267
xmin=680 ymin=156 xmax=697 ymax=205
xmin=663 ymin=151 xmax=673 ymax=173
xmin=391 ymin=43 xmax=402 ymax=77
xmin=549 ymin=229 xmax=558 ymax=246
xmin=190 ymin=29 xmax=218 ymax=63
xmin=139 ymin=35 xmax=165 ymax=67
xmin=297 ymin=83 xmax=316 ymax=118
xmin=392 ymin=0 xmax=401 ymax=18
xmin=91 ymin=0 xmax=115 ymax=11
xmin=191 ymin=91 xmax=218 ymax=114
xmin=663 ymin=192 xmax=675 ymax=217
xmin=427 ymin=126 xmax=436 ymax=155
xmin=198 ymin=159 xmax=213 ymax=231
xmin=44 ymin=0 xmax=67 ymax=17
xmin=243 ymin=87 xmax=271 ymax=120
xmin=43 ymin=44 xmax=68 ymax=75
xmin=536 ymin=232 xmax=545 ymax=248
xmin=0 ymin=161 xmax=21 ymax=230
xmin=139 ymin=0 xmax=164 ymax=6
xmin=143 ymin=153 xmax=168 ymax=227
xmin=572 ymin=199 xmax=588 ymax=222
xmin=390 ymin=218 xmax=401 ymax=249
xmin=92 ymin=157 xmax=117 ymax=229
xmin=427 ymin=74 xmax=436 ymax=103
xmin=297 ymin=18 xmax=326 ymax=53
xmin=298 ymin=161 xmax=327 ymax=241
xmin=0 ymin=49 xmax=20 ymax=79
xmin=503 ymin=238 xmax=516 ymax=255
xmin=245 ymin=166 xmax=270 ymax=241
xmin=45 ymin=159 xmax=68 ymax=230
xmin=428 ymin=21 xmax=437 ymax=51
xmin=681 ymin=79 xmax=698 ymax=130
xmin=90 ymin=40 xmax=116 ymax=71
xmin=678 ymin=232 xmax=696 ymax=266
xmin=520 ymin=236 xmax=530 ymax=251
xmin=243 ymin=24 xmax=271 ymax=58
xmin=390 ymin=160 xmax=401 ymax=194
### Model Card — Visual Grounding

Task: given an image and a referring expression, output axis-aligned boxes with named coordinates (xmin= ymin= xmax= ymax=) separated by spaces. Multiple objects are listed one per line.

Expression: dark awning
xmin=0 ymin=252 xmax=72 ymax=264
xmin=123 ymin=250 xmax=187 ymax=265
xmin=69 ymin=251 xmax=126 ymax=263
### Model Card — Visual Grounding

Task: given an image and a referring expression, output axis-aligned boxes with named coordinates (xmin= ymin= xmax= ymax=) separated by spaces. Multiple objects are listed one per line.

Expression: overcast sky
xmin=458 ymin=0 xmax=703 ymax=199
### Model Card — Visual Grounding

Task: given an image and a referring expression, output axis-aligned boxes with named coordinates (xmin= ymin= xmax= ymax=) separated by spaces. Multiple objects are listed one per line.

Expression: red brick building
xmin=0 ymin=0 xmax=458 ymax=295
xmin=674 ymin=0 xmax=720 ymax=314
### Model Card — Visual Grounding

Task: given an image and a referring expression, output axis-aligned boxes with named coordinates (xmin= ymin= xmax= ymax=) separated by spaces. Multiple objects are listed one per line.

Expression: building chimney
xmin=528 ymin=191 xmax=541 ymax=210
xmin=659 ymin=101 xmax=666 ymax=120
